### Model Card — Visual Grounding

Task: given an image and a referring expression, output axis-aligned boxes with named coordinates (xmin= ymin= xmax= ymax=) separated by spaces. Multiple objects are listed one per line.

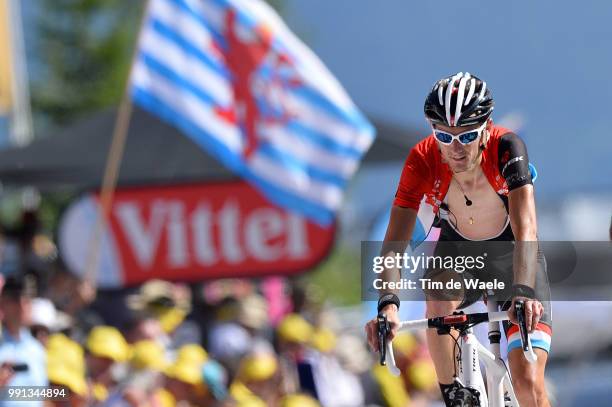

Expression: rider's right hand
xmin=364 ymin=304 xmax=400 ymax=352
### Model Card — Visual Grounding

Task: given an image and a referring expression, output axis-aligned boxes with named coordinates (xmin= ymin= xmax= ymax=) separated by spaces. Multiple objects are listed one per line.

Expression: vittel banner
xmin=59 ymin=182 xmax=335 ymax=288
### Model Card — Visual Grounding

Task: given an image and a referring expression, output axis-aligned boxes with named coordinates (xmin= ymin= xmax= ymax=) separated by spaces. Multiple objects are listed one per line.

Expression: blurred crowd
xmin=0 ymin=209 xmax=442 ymax=407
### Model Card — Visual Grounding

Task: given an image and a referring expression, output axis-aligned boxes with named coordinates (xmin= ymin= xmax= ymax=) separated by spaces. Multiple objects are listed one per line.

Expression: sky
xmin=283 ymin=0 xmax=612 ymax=201
xmin=9 ymin=0 xmax=609 ymax=239
xmin=15 ymin=0 xmax=611 ymax=201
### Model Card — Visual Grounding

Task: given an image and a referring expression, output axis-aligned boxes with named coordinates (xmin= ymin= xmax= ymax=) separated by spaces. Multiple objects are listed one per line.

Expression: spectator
xmin=46 ymin=334 xmax=89 ymax=406
xmin=123 ymin=313 xmax=168 ymax=348
xmin=0 ymin=275 xmax=47 ymax=407
xmin=102 ymin=340 xmax=169 ymax=407
xmin=391 ymin=333 xmax=438 ymax=404
xmin=174 ymin=344 xmax=208 ymax=366
xmin=202 ymin=359 xmax=229 ymax=402
xmin=129 ymin=340 xmax=168 ymax=372
xmin=370 ymin=363 xmax=412 ymax=407
xmin=234 ymin=398 xmax=266 ymax=407
xmin=229 ymin=352 xmax=281 ymax=405
xmin=126 ymin=280 xmax=199 ymax=348
xmin=289 ymin=282 xmax=324 ymax=323
xmin=304 ymin=328 xmax=365 ymax=406
xmin=280 ymin=393 xmax=321 ymax=407
xmin=208 ymin=294 xmax=272 ymax=375
xmin=163 ymin=356 xmax=208 ymax=406
xmin=29 ymin=298 xmax=71 ymax=346
xmin=337 ymin=334 xmax=411 ymax=407
xmin=276 ymin=313 xmax=314 ymax=394
xmin=85 ymin=326 xmax=130 ymax=403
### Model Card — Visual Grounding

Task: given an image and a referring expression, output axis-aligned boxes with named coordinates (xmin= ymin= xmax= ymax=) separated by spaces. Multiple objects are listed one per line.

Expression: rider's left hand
xmin=506 ymin=297 xmax=543 ymax=333
xmin=508 ymin=297 xmax=544 ymax=333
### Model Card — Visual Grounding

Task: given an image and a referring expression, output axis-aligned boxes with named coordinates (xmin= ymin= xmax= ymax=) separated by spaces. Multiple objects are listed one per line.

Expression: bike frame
xmin=454 ymin=299 xmax=519 ymax=407
xmin=383 ymin=300 xmax=537 ymax=407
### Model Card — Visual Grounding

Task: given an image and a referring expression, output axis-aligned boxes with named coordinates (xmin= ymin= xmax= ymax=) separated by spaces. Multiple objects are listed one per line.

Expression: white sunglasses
xmin=432 ymin=122 xmax=487 ymax=145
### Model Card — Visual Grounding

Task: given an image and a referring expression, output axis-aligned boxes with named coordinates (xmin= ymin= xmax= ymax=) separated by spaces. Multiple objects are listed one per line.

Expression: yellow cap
xmin=86 ymin=326 xmax=130 ymax=362
xmin=157 ymin=307 xmax=188 ymax=333
xmin=280 ymin=394 xmax=321 ymax=407
xmin=371 ymin=364 xmax=410 ymax=407
xmin=175 ymin=344 xmax=208 ymax=365
xmin=238 ymin=353 xmax=278 ymax=382
xmin=236 ymin=396 xmax=267 ymax=407
xmin=165 ymin=361 xmax=203 ymax=385
xmin=47 ymin=362 xmax=88 ymax=396
xmin=237 ymin=294 xmax=268 ymax=330
xmin=127 ymin=280 xmax=187 ymax=310
xmin=277 ymin=314 xmax=313 ymax=344
xmin=130 ymin=340 xmax=168 ymax=371
xmin=392 ymin=332 xmax=417 ymax=356
xmin=154 ymin=388 xmax=176 ymax=407
xmin=310 ymin=328 xmax=336 ymax=353
xmin=229 ymin=381 xmax=255 ymax=402
xmin=127 ymin=280 xmax=191 ymax=333
xmin=92 ymin=382 xmax=108 ymax=401
xmin=47 ymin=335 xmax=85 ymax=375
xmin=407 ymin=360 xmax=437 ymax=391
xmin=47 ymin=333 xmax=71 ymax=350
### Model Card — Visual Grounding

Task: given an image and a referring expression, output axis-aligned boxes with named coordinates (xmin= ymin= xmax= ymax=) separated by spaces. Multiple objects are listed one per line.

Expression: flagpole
xmin=83 ymin=97 xmax=133 ymax=284
xmin=84 ymin=0 xmax=152 ymax=292
xmin=7 ymin=0 xmax=33 ymax=146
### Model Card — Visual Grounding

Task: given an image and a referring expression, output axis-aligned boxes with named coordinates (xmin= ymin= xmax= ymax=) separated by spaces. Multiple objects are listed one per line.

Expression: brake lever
xmin=377 ymin=312 xmax=401 ymax=376
xmin=514 ymin=300 xmax=537 ymax=363
xmin=377 ymin=312 xmax=389 ymax=366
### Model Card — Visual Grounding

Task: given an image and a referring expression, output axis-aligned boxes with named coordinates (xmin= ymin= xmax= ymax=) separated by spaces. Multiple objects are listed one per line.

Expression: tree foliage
xmin=31 ymin=0 xmax=144 ymax=126
xmin=306 ymin=246 xmax=361 ymax=305
xmin=30 ymin=0 xmax=287 ymax=126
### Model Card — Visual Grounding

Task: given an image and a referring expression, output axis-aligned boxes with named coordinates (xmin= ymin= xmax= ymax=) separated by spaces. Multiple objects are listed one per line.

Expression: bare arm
xmin=507 ymin=183 xmax=545 ymax=331
xmin=498 ymin=132 xmax=539 ymax=290
xmin=379 ymin=206 xmax=419 ymax=298
xmin=508 ymin=184 xmax=538 ymax=289
xmin=365 ymin=206 xmax=418 ymax=350
xmin=366 ymin=142 xmax=428 ymax=349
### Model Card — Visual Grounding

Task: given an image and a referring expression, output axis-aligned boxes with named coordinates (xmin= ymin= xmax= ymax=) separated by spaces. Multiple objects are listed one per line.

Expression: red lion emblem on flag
xmin=214 ymin=9 xmax=302 ymax=159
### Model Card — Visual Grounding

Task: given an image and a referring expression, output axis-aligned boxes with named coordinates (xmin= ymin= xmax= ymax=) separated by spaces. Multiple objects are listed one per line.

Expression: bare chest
xmin=445 ymin=172 xmax=509 ymax=240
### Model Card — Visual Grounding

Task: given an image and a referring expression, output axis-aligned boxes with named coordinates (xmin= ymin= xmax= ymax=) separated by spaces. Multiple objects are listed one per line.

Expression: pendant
xmin=469 ymin=217 xmax=474 ymax=225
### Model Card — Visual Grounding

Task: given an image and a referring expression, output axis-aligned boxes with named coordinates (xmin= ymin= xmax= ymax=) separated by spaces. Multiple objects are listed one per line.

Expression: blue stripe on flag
xmin=164 ymin=0 xmax=226 ymax=48
xmin=257 ymin=66 xmax=373 ymax=132
xmin=138 ymin=52 xmax=225 ymax=108
xmin=135 ymin=74 xmax=350 ymax=187
xmin=149 ymin=19 xmax=229 ymax=79
xmin=286 ymin=121 xmax=364 ymax=159
xmin=257 ymin=64 xmax=294 ymax=82
xmin=256 ymin=144 xmax=348 ymax=188
xmin=132 ymin=87 xmax=243 ymax=171
xmin=132 ymin=86 xmax=336 ymax=225
xmin=253 ymin=95 xmax=365 ymax=158
xmin=240 ymin=169 xmax=335 ymax=225
xmin=292 ymin=86 xmax=374 ymax=132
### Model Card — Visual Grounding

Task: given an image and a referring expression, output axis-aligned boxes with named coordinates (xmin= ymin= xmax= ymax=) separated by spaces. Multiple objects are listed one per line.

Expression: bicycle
xmin=378 ymin=298 xmax=537 ymax=407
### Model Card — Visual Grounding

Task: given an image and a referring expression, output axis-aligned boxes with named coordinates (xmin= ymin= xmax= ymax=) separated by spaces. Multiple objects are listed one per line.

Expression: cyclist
xmin=364 ymin=72 xmax=552 ymax=407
